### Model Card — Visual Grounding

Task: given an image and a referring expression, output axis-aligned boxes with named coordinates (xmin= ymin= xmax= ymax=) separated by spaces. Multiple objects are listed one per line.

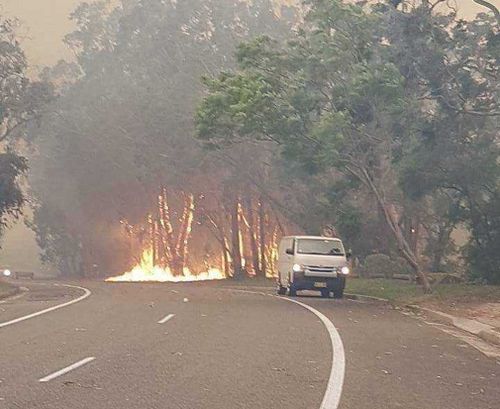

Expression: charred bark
xmin=171 ymin=193 xmax=195 ymax=275
xmin=258 ymin=197 xmax=267 ymax=277
xmin=231 ymin=197 xmax=244 ymax=278
xmin=245 ymin=196 xmax=262 ymax=276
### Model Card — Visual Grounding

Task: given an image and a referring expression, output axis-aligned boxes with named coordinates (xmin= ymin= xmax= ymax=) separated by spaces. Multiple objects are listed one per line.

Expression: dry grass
xmin=346 ymin=278 xmax=500 ymax=305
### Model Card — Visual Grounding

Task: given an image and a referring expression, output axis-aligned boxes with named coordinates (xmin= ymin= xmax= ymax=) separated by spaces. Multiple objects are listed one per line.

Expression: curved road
xmin=0 ymin=281 xmax=499 ymax=409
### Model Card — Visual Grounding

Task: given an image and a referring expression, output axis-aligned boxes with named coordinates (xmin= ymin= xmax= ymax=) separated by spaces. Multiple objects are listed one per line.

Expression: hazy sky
xmin=0 ymin=0 xmax=490 ymax=67
xmin=1 ymin=0 xmax=81 ymax=67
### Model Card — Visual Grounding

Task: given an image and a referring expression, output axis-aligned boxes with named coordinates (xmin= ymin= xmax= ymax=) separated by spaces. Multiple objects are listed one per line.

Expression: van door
xmin=278 ymin=238 xmax=293 ymax=285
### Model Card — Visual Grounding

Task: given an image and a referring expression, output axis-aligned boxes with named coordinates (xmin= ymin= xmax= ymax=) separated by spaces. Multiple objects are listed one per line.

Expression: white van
xmin=277 ymin=236 xmax=350 ymax=298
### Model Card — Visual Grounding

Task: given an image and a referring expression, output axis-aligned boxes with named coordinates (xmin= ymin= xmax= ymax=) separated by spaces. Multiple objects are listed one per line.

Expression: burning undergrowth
xmin=106 ymin=248 xmax=225 ymax=282
xmin=106 ymin=187 xmax=282 ymax=283
xmin=106 ymin=188 xmax=225 ymax=282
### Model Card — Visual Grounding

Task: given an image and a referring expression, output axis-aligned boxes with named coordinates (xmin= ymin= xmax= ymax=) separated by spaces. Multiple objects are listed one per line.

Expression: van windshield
xmin=296 ymin=239 xmax=345 ymax=256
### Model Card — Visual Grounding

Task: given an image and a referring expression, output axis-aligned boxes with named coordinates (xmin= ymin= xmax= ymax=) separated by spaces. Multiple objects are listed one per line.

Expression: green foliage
xmin=465 ymin=193 xmax=500 ymax=284
xmin=0 ymin=15 xmax=53 ymax=243
xmin=27 ymin=204 xmax=83 ymax=276
xmin=0 ymin=152 xmax=28 ymax=237
xmin=196 ymin=0 xmax=500 ymax=284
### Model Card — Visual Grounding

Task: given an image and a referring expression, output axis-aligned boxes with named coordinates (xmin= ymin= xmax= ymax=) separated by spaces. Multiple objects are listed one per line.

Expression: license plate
xmin=315 ymin=282 xmax=327 ymax=288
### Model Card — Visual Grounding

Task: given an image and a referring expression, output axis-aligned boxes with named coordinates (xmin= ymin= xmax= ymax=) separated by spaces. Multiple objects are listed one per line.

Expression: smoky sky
xmin=1 ymin=0 xmax=485 ymax=67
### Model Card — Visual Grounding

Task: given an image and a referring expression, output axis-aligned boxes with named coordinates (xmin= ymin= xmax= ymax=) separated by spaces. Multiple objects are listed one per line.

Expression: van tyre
xmin=333 ymin=288 xmax=344 ymax=299
xmin=289 ymin=285 xmax=297 ymax=297
xmin=320 ymin=289 xmax=330 ymax=298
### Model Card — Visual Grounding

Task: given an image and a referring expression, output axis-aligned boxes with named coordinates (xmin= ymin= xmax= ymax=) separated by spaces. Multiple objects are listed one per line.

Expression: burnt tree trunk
xmin=231 ymin=197 xmax=244 ymax=279
xmin=171 ymin=193 xmax=195 ymax=275
xmin=158 ymin=188 xmax=174 ymax=266
xmin=258 ymin=197 xmax=267 ymax=277
xmin=245 ymin=196 xmax=262 ymax=276
xmin=204 ymin=211 xmax=231 ymax=277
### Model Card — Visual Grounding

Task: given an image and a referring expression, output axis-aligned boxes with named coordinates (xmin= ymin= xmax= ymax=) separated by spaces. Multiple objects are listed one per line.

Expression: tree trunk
xmin=231 ymin=197 xmax=244 ymax=278
xmin=258 ymin=197 xmax=267 ymax=277
xmin=204 ymin=211 xmax=231 ymax=277
xmin=222 ymin=246 xmax=230 ymax=277
xmin=148 ymin=213 xmax=157 ymax=266
xmin=409 ymin=215 xmax=421 ymax=261
xmin=158 ymin=189 xmax=173 ymax=266
xmin=245 ymin=196 xmax=262 ymax=276
xmin=431 ymin=223 xmax=452 ymax=272
xmin=359 ymin=167 xmax=432 ymax=293
xmin=172 ymin=193 xmax=195 ymax=275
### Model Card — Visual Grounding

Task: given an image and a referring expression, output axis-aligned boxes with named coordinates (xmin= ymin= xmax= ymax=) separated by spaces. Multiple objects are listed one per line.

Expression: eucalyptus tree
xmin=196 ymin=0 xmax=500 ymax=289
xmin=0 ymin=16 xmax=52 ymax=241
xmin=30 ymin=0 xmax=295 ymax=276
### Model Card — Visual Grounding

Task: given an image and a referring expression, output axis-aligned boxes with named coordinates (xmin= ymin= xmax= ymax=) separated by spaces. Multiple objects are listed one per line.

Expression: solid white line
xmin=158 ymin=313 xmax=175 ymax=324
xmin=39 ymin=357 xmax=96 ymax=383
xmin=280 ymin=297 xmax=345 ymax=409
xmin=227 ymin=288 xmax=346 ymax=409
xmin=0 ymin=284 xmax=92 ymax=329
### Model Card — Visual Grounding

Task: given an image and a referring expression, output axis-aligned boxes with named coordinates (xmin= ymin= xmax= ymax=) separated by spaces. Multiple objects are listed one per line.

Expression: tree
xmin=196 ymin=1 xmax=437 ymax=291
xmin=394 ymin=2 xmax=499 ymax=282
xmin=472 ymin=0 xmax=499 ymax=25
xmin=30 ymin=0 xmax=295 ymax=276
xmin=0 ymin=16 xmax=52 ymax=242
xmin=196 ymin=0 xmax=500 ymax=289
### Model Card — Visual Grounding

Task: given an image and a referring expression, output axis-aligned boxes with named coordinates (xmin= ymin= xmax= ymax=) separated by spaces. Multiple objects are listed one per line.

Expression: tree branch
xmin=473 ymin=0 xmax=500 ymax=25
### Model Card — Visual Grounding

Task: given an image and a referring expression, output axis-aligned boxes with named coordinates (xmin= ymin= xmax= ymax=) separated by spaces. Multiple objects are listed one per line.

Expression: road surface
xmin=1 ymin=280 xmax=499 ymax=409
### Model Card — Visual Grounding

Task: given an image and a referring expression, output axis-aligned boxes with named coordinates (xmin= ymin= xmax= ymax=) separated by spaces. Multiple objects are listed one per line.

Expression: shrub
xmin=358 ymin=254 xmax=413 ymax=278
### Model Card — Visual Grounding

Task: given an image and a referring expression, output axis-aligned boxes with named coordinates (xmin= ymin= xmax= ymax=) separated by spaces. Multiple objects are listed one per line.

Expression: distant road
xmin=1 ymin=280 xmax=499 ymax=409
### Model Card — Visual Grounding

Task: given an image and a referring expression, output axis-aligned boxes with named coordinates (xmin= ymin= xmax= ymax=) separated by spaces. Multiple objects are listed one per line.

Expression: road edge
xmin=0 ymin=282 xmax=20 ymax=301
xmin=347 ymin=291 xmax=500 ymax=347
xmin=407 ymin=304 xmax=500 ymax=346
xmin=0 ymin=284 xmax=92 ymax=329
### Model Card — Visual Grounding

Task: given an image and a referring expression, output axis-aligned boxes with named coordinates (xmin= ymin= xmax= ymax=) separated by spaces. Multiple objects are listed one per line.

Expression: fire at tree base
xmin=106 ymin=249 xmax=225 ymax=283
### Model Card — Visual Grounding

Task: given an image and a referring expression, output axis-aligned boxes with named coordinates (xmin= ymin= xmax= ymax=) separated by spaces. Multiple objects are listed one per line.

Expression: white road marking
xmin=227 ymin=288 xmax=346 ymax=409
xmin=0 ymin=288 xmax=28 ymax=304
xmin=0 ymin=284 xmax=92 ymax=329
xmin=158 ymin=313 xmax=175 ymax=324
xmin=39 ymin=357 xmax=96 ymax=383
xmin=281 ymin=297 xmax=346 ymax=409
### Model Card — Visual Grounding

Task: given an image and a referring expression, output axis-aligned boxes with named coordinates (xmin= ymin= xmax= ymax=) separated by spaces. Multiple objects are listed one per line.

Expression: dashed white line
xmin=158 ymin=313 xmax=175 ymax=324
xmin=39 ymin=357 xmax=96 ymax=383
xmin=0 ymin=284 xmax=92 ymax=329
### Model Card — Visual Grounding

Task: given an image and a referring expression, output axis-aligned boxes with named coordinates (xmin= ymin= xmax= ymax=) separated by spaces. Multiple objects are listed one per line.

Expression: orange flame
xmin=106 ymin=248 xmax=225 ymax=282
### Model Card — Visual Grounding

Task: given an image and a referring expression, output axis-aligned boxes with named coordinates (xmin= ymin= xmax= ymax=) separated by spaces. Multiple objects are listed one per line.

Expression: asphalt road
xmin=1 ymin=280 xmax=499 ymax=409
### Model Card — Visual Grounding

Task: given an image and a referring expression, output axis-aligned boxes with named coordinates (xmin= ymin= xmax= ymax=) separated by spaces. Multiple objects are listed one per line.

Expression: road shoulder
xmin=0 ymin=280 xmax=20 ymax=301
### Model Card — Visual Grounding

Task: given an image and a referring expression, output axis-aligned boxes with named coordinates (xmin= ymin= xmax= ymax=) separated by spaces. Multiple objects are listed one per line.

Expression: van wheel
xmin=289 ymin=284 xmax=297 ymax=297
xmin=333 ymin=288 xmax=344 ymax=299
xmin=277 ymin=283 xmax=287 ymax=295
xmin=320 ymin=289 xmax=330 ymax=298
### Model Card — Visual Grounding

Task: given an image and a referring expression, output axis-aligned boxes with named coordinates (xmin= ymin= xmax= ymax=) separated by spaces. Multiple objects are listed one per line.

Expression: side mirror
xmin=285 ymin=248 xmax=294 ymax=255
